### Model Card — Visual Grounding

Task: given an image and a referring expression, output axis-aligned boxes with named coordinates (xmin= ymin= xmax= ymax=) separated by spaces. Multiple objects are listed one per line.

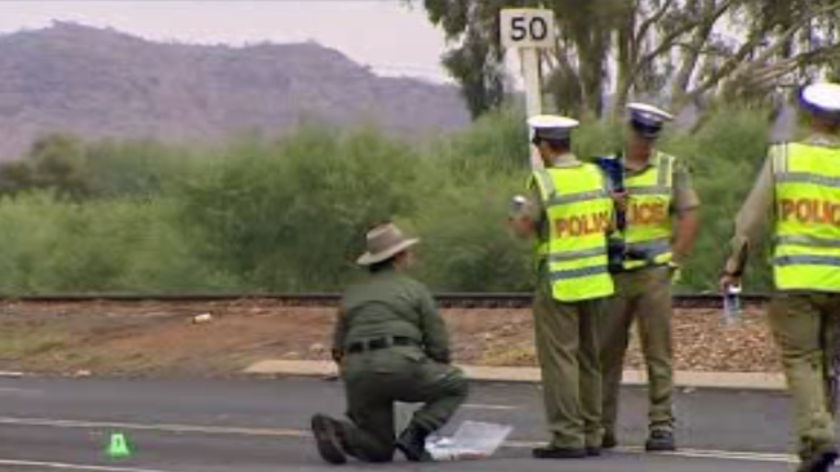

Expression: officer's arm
xmin=508 ymin=187 xmax=543 ymax=239
xmin=417 ymin=286 xmax=451 ymax=363
xmin=673 ymin=209 xmax=699 ymax=266
xmin=722 ymin=154 xmax=774 ymax=276
xmin=331 ymin=305 xmax=348 ymax=364
xmin=671 ymin=161 xmax=701 ymax=265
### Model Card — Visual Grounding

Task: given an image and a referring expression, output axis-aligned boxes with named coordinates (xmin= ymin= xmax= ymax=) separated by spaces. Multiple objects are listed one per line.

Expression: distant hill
xmin=0 ymin=21 xmax=471 ymax=160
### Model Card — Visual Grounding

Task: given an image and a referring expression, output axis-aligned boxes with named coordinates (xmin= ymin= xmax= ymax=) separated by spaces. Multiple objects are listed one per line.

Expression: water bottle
xmin=509 ymin=195 xmax=527 ymax=215
xmin=722 ymin=284 xmax=742 ymax=325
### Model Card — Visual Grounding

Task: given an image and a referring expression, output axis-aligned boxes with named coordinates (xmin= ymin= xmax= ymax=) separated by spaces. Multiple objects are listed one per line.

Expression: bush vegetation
xmin=0 ymin=104 xmax=785 ymax=294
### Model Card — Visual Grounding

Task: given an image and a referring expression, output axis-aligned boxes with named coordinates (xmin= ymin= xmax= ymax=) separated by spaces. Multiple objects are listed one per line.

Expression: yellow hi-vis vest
xmin=772 ymin=142 xmax=840 ymax=292
xmin=622 ymin=152 xmax=675 ymax=270
xmin=528 ymin=163 xmax=615 ymax=302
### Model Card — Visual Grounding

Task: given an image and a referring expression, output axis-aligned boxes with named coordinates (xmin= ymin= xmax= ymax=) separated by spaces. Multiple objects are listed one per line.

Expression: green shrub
xmin=0 ymin=191 xmax=232 ymax=293
xmin=0 ymin=104 xmax=789 ymax=294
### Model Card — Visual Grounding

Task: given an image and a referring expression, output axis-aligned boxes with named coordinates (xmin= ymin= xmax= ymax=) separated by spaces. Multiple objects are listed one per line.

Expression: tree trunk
xmin=611 ymin=4 xmax=637 ymax=121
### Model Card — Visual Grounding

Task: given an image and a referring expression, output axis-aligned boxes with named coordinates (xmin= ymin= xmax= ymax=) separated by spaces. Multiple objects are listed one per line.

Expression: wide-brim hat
xmin=356 ymin=222 xmax=420 ymax=266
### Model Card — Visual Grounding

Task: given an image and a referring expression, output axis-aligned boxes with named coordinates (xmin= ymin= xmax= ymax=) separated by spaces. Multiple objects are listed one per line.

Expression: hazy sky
xmin=0 ymin=0 xmax=463 ymax=83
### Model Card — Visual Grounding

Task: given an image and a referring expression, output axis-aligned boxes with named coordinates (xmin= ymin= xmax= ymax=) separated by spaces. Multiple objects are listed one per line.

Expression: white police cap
xmin=527 ymin=114 xmax=579 ymax=140
xmin=627 ymin=102 xmax=674 ymax=138
xmin=800 ymin=82 xmax=840 ymax=116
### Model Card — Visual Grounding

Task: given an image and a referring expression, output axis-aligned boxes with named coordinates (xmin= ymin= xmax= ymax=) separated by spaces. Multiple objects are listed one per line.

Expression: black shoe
xmin=586 ymin=446 xmax=601 ymax=456
xmin=311 ymin=414 xmax=347 ymax=464
xmin=395 ymin=423 xmax=433 ymax=462
xmin=602 ymin=431 xmax=617 ymax=449
xmin=797 ymin=446 xmax=839 ymax=472
xmin=532 ymin=446 xmax=587 ymax=459
xmin=645 ymin=429 xmax=676 ymax=451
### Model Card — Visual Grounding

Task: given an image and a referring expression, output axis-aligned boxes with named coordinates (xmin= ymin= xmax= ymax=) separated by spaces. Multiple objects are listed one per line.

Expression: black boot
xmin=310 ymin=414 xmax=347 ymax=464
xmin=602 ymin=431 xmax=617 ymax=449
xmin=797 ymin=445 xmax=839 ymax=472
xmin=531 ymin=445 xmax=587 ymax=459
xmin=645 ymin=429 xmax=676 ymax=452
xmin=395 ymin=423 xmax=433 ymax=462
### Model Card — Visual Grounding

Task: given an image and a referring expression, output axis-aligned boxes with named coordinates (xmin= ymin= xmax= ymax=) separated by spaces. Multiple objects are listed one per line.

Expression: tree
xmin=413 ymin=0 xmax=840 ymax=119
xmin=0 ymin=133 xmax=90 ymax=200
xmin=441 ymin=26 xmax=507 ymax=118
xmin=651 ymin=0 xmax=840 ymax=113
xmin=417 ymin=0 xmax=520 ymax=118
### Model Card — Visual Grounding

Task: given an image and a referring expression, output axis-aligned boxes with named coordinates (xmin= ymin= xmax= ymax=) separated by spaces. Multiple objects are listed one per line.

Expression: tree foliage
xmin=414 ymin=0 xmax=840 ymax=119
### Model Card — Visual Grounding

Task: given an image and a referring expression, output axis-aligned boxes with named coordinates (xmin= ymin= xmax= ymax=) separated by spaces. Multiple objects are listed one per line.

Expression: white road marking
xmin=0 ymin=387 xmax=43 ymax=395
xmin=462 ymin=403 xmax=519 ymax=411
xmin=0 ymin=371 xmax=26 ymax=377
xmin=0 ymin=416 xmax=799 ymax=464
xmin=504 ymin=439 xmax=797 ymax=464
xmin=0 ymin=416 xmax=308 ymax=438
xmin=655 ymin=448 xmax=795 ymax=463
xmin=0 ymin=458 xmax=176 ymax=472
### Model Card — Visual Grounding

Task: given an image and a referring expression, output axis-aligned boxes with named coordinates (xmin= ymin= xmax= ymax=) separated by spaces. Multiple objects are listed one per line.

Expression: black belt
xmin=347 ymin=336 xmax=416 ymax=354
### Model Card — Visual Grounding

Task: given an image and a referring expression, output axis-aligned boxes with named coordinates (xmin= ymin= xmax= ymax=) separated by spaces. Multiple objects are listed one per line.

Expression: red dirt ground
xmin=0 ymin=299 xmax=780 ymax=378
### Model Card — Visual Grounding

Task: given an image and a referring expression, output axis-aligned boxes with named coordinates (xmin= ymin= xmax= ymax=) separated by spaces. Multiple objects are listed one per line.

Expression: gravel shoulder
xmin=0 ymin=299 xmax=780 ymax=377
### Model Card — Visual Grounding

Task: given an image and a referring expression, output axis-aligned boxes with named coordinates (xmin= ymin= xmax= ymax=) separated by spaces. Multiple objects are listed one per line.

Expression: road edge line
xmin=241 ymin=360 xmax=787 ymax=391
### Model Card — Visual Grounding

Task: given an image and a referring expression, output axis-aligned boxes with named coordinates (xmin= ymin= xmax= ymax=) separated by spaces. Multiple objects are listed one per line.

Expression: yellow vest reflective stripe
xmin=772 ymin=142 xmax=840 ymax=292
xmin=622 ymin=152 xmax=674 ymax=270
xmin=529 ymin=164 xmax=615 ymax=302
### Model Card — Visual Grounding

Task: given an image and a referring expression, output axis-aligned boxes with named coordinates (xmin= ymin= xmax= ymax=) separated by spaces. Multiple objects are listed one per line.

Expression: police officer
xmin=509 ymin=115 xmax=615 ymax=458
xmin=720 ymin=82 xmax=840 ymax=472
xmin=310 ymin=222 xmax=468 ymax=464
xmin=599 ymin=103 xmax=700 ymax=451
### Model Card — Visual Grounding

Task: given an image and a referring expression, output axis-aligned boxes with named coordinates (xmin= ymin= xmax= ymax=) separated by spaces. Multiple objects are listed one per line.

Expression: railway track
xmin=0 ymin=292 xmax=770 ymax=310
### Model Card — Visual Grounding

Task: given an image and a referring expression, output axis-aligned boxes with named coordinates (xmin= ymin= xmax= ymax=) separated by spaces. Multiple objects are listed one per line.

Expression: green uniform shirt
xmin=332 ymin=267 xmax=451 ymax=363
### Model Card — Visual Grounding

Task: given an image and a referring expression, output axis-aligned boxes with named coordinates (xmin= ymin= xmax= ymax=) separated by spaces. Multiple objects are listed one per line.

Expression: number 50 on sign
xmin=500 ymin=9 xmax=555 ymax=49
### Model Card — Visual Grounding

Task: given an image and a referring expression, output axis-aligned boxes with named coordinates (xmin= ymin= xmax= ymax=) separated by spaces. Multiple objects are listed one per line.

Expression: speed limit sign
xmin=499 ymin=8 xmax=555 ymax=170
xmin=500 ymin=8 xmax=555 ymax=49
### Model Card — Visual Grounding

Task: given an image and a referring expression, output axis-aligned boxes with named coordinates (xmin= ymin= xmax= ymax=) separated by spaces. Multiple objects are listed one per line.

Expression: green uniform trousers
xmin=768 ymin=292 xmax=840 ymax=459
xmin=601 ymin=265 xmax=674 ymax=435
xmin=336 ymin=345 xmax=468 ymax=462
xmin=533 ymin=277 xmax=606 ymax=449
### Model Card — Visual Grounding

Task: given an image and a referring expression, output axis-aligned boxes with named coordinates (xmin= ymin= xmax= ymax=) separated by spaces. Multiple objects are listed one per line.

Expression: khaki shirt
xmin=723 ymin=132 xmax=840 ymax=275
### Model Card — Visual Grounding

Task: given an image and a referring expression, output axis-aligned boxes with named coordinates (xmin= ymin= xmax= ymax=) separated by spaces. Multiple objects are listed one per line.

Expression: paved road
xmin=0 ymin=375 xmax=815 ymax=471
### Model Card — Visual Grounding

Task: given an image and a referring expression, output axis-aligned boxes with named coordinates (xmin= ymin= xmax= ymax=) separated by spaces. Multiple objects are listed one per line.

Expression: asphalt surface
xmin=0 ymin=375 xmax=819 ymax=471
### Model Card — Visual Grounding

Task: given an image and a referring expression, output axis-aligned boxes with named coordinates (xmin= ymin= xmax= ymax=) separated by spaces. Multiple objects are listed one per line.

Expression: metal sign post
xmin=500 ymin=8 xmax=555 ymax=170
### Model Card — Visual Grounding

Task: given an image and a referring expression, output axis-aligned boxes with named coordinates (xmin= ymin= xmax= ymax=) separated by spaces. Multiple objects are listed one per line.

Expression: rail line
xmin=0 ymin=292 xmax=770 ymax=310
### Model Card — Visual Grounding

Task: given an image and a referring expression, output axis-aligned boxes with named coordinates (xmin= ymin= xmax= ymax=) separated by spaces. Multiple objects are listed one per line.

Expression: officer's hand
xmin=611 ymin=190 xmax=628 ymax=212
xmin=667 ymin=261 xmax=681 ymax=282
xmin=508 ymin=214 xmax=534 ymax=239
xmin=718 ymin=273 xmax=741 ymax=294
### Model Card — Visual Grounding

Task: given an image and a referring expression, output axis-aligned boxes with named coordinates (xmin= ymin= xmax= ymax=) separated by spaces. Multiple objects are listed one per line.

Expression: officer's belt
xmin=347 ymin=335 xmax=417 ymax=354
